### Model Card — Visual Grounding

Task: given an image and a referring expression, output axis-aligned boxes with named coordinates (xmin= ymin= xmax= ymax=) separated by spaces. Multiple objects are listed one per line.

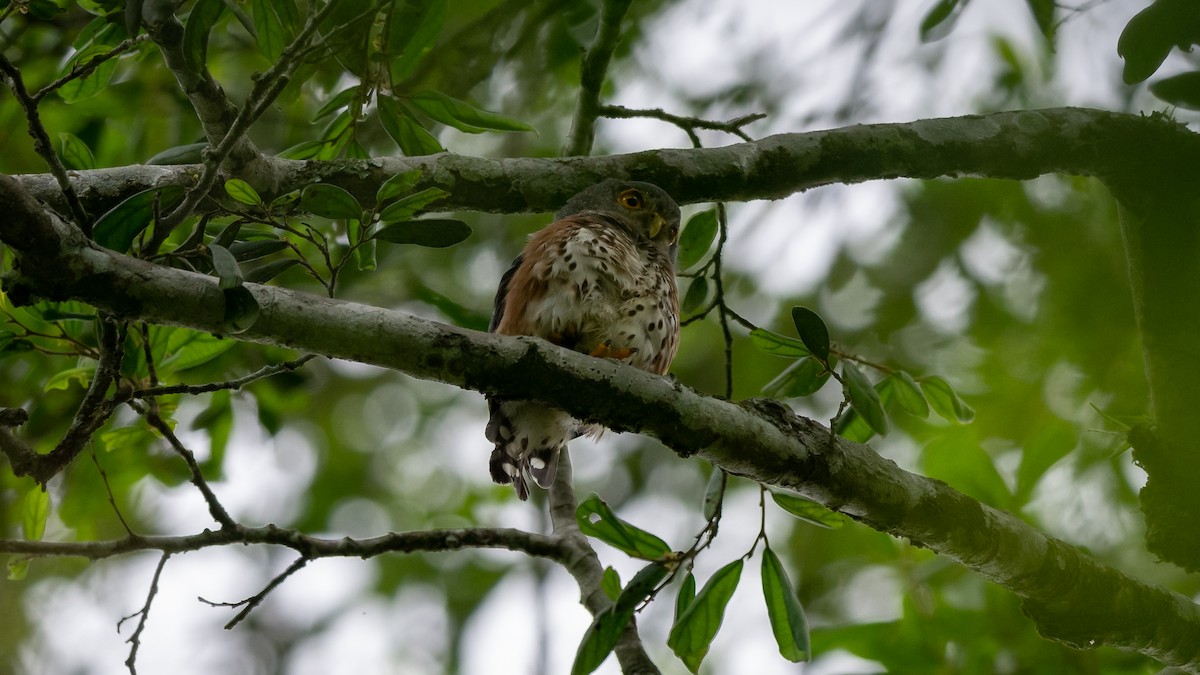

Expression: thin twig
xmin=118 ymin=552 xmax=171 ymax=675
xmin=33 ymin=35 xmax=150 ymax=102
xmin=91 ymin=447 xmax=135 ymax=536
xmin=601 ymin=105 xmax=766 ymax=143
xmin=563 ymin=0 xmax=634 ymax=156
xmin=0 ymin=54 xmax=91 ymax=232
xmin=713 ymin=203 xmax=735 ymax=399
xmin=141 ymin=407 xmax=237 ymax=530
xmin=199 ymin=556 xmax=309 ymax=629
xmin=130 ymin=354 xmax=317 ymax=398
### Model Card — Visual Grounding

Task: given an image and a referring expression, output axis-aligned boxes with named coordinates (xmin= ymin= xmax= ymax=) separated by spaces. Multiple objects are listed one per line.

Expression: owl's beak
xmin=649 ymin=213 xmax=666 ymax=239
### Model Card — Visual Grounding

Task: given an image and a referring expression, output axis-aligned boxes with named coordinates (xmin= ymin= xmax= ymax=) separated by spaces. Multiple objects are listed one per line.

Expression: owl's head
xmin=556 ymin=179 xmax=682 ymax=259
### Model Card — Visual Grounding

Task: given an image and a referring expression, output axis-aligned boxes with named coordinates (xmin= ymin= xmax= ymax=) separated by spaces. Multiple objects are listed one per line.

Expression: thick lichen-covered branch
xmin=3 ymin=173 xmax=1200 ymax=671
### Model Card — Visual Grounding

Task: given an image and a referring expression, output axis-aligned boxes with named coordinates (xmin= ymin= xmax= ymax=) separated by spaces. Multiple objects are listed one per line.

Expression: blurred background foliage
xmin=0 ymin=0 xmax=1195 ymax=673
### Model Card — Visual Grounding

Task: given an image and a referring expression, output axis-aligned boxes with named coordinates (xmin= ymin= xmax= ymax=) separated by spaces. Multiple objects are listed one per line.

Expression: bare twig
xmin=130 ymin=354 xmax=318 ymax=398
xmin=33 ymin=35 xmax=150 ymax=102
xmin=91 ymin=447 xmax=135 ymax=536
xmin=118 ymin=552 xmax=171 ymax=675
xmin=601 ymin=105 xmax=766 ymax=144
xmin=141 ymin=407 xmax=236 ymax=530
xmin=563 ymin=0 xmax=634 ymax=156
xmin=0 ymin=54 xmax=91 ymax=232
xmin=199 ymin=556 xmax=309 ymax=629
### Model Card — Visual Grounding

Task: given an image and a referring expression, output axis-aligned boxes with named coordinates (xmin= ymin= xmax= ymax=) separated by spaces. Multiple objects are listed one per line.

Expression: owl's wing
xmin=489 ymin=253 xmax=524 ymax=333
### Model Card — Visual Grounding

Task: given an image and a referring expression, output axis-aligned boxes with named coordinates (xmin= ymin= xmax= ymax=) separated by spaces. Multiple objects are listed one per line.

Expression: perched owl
xmin=486 ymin=180 xmax=682 ymax=500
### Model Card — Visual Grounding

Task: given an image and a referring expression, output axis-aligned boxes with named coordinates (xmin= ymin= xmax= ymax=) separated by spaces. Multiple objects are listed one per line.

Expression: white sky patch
xmin=914 ymin=259 xmax=976 ymax=334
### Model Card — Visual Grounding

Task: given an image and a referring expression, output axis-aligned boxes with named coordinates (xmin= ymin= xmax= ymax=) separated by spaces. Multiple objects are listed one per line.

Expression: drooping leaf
xmin=1025 ymin=0 xmax=1055 ymax=41
xmin=93 ymin=186 xmax=186 ymax=252
xmin=224 ymin=178 xmax=262 ymax=206
xmin=155 ymin=327 xmax=237 ymax=373
xmin=843 ymin=362 xmax=889 ymax=436
xmin=761 ymin=547 xmax=810 ymax=662
xmin=762 ymin=357 xmax=832 ymax=398
xmin=376 ymin=169 xmax=424 ymax=205
xmin=377 ymin=187 xmax=450 ymax=223
xmin=59 ymin=132 xmax=95 ymax=170
xmin=1117 ymin=0 xmax=1200 ymax=84
xmin=749 ymin=328 xmax=811 ymax=358
xmin=677 ymin=209 xmax=718 ymax=270
xmin=601 ymin=567 xmax=622 ymax=601
xmin=681 ymin=276 xmax=710 ymax=314
xmin=668 ymin=559 xmax=744 ymax=673
xmin=209 ymin=244 xmax=243 ymax=290
xmin=919 ymin=0 xmax=964 ymax=42
xmin=386 ymin=0 xmax=447 ymax=82
xmin=576 ymin=494 xmax=671 ymax=559
xmin=183 ymin=0 xmax=225 ymax=72
xmin=220 ymin=286 xmax=259 ymax=334
xmin=379 ymin=96 xmax=444 ymax=155
xmin=22 ymin=487 xmax=50 ymax=542
xmin=919 ymin=375 xmax=975 ymax=423
xmin=572 ymin=562 xmax=668 ymax=675
xmin=878 ymin=371 xmax=930 ymax=418
xmin=317 ymin=0 xmax=376 ymax=75
xmin=771 ymin=491 xmax=843 ymax=529
xmin=702 ymin=468 xmax=725 ymax=521
xmin=147 ymin=142 xmax=208 ymax=165
xmin=245 ymin=258 xmax=301 ymax=284
xmin=374 ymin=219 xmax=471 ymax=248
xmin=833 ymin=406 xmax=876 ymax=443
xmin=301 ymin=183 xmax=363 ymax=220
xmin=267 ymin=0 xmax=299 ymax=33
xmin=314 ymin=84 xmax=361 ymax=122
xmin=790 ymin=306 xmax=830 ymax=362
xmin=674 ymin=572 xmax=697 ymax=623
xmin=408 ymin=90 xmax=534 ymax=133
xmin=923 ymin=427 xmax=1011 ymax=507
xmin=1150 ymin=71 xmax=1200 ymax=110
xmin=58 ymin=44 xmax=120 ymax=103
xmin=228 ymin=239 xmax=289 ymax=261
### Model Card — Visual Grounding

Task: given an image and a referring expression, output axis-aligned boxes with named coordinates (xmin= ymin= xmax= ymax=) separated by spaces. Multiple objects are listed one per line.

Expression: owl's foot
xmin=590 ymin=341 xmax=638 ymax=360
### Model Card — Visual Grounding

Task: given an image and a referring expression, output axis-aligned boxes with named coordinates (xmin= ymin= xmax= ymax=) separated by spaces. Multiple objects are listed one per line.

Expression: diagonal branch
xmin=563 ymin=0 xmax=634 ymax=156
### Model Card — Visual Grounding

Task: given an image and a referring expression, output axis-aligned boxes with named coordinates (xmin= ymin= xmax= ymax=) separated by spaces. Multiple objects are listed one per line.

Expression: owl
xmin=486 ymin=180 xmax=682 ymax=500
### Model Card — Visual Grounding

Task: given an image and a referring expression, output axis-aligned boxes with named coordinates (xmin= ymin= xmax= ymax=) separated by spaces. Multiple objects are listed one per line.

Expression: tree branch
xmin=4 ymin=170 xmax=1200 ymax=670
xmin=563 ymin=0 xmax=633 ymax=156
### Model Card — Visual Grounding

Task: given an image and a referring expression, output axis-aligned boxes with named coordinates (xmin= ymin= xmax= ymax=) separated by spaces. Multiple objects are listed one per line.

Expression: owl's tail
xmin=485 ymin=398 xmax=571 ymax=500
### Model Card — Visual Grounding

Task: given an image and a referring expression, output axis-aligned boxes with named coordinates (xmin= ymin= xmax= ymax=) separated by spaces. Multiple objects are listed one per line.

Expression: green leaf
xmin=220 ymin=286 xmax=259 ymax=334
xmin=44 ymin=365 xmax=96 ymax=392
xmin=224 ymin=178 xmax=262 ymax=206
xmin=317 ymin=0 xmax=375 ymax=75
xmin=601 ymin=567 xmax=622 ymax=601
xmin=376 ymin=169 xmax=424 ymax=204
xmin=576 ymin=494 xmax=671 ymax=559
xmin=613 ymin=562 xmax=670 ymax=614
xmin=762 ymin=357 xmax=832 ymax=398
xmin=59 ymin=132 xmax=95 ymax=170
xmin=409 ymin=279 xmax=490 ymax=331
xmin=22 ymin=487 xmax=50 ymax=542
xmin=228 ymin=239 xmax=289 ymax=261
xmin=375 ymin=219 xmax=471 ymax=248
xmin=1025 ymin=0 xmax=1055 ymax=41
xmin=1117 ymin=0 xmax=1198 ymax=84
xmin=301 ymin=183 xmax=363 ymax=220
xmin=147 ymin=142 xmax=208 ymax=165
xmin=245 ymin=258 xmax=301 ymax=284
xmin=790 ymin=307 xmax=830 ymax=362
xmin=251 ymin=0 xmax=285 ymax=60
xmin=681 ymin=276 xmax=710 ymax=314
xmin=761 ymin=547 xmax=810 ymax=662
xmin=878 ymin=371 xmax=930 ymax=418
xmin=677 ymin=209 xmax=718 ymax=270
xmin=749 ymin=328 xmax=811 ymax=358
xmin=702 ymin=468 xmax=725 ymax=521
xmin=843 ymin=362 xmax=889 ymax=436
xmin=183 ymin=0 xmax=224 ymax=72
xmin=572 ymin=562 xmax=668 ymax=675
xmin=211 ymin=220 xmax=243 ymax=249
xmin=1150 ymin=71 xmax=1200 ymax=110
xmin=209 ymin=244 xmax=243 ymax=290
xmin=408 ymin=90 xmax=534 ymax=133
xmin=267 ymin=0 xmax=299 ymax=33
xmin=923 ymin=427 xmax=1011 ymax=507
xmin=668 ymin=559 xmax=744 ymax=673
xmin=377 ymin=187 xmax=449 ymax=223
xmin=1015 ymin=420 xmax=1076 ymax=503
xmin=379 ymin=96 xmax=444 ymax=156
xmin=314 ymin=84 xmax=360 ymax=122
xmin=771 ymin=491 xmax=843 ymax=529
xmin=155 ymin=327 xmax=236 ymax=373
xmin=833 ymin=407 xmax=876 ymax=443
xmin=58 ymin=44 xmax=120 ymax=103
xmin=386 ymin=0 xmax=447 ymax=82
xmin=93 ymin=186 xmax=186 ymax=252
xmin=7 ymin=558 xmax=30 ymax=581
xmin=919 ymin=0 xmax=963 ymax=42
xmin=919 ymin=375 xmax=975 ymax=423
xmin=279 ymin=139 xmax=326 ymax=160
xmin=674 ymin=572 xmax=696 ymax=623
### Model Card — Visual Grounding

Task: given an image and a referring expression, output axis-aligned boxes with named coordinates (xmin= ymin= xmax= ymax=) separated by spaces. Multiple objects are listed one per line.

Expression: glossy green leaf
xmin=301 ymin=183 xmax=363 ymax=220
xmin=147 ymin=142 xmax=208 ymax=165
xmin=408 ymin=90 xmax=534 ymax=133
xmin=749 ymin=328 xmax=811 ymax=358
xmin=576 ymin=494 xmax=671 ymax=559
xmin=677 ymin=209 xmax=718 ymax=270
xmin=919 ymin=375 xmax=975 ymax=423
xmin=572 ymin=562 xmax=667 ymax=675
xmin=278 ymin=139 xmax=325 ymax=160
xmin=377 ymin=187 xmax=450 ymax=223
xmin=379 ymin=96 xmax=444 ymax=156
xmin=919 ymin=0 xmax=963 ymax=42
xmin=93 ymin=186 xmax=186 ymax=252
xmin=245 ymin=258 xmax=301 ymax=284
xmin=833 ymin=406 xmax=876 ymax=443
xmin=209 ymin=244 xmax=243 ymax=290
xmin=44 ymin=365 xmax=95 ymax=392
xmin=1150 ymin=71 xmax=1200 ymax=110
xmin=878 ymin=371 xmax=930 ymax=418
xmin=1117 ymin=0 xmax=1198 ymax=84
xmin=22 ymin=487 xmax=50 ymax=542
xmin=762 ymin=357 xmax=832 ymax=398
xmin=375 ymin=219 xmax=471 ymax=248
xmin=923 ymin=427 xmax=1011 ymax=507
xmin=251 ymin=0 xmax=285 ymax=60
xmin=156 ymin=327 xmax=237 ymax=372
xmin=183 ymin=0 xmax=224 ymax=72
xmin=681 ymin=276 xmax=710 ymax=314
xmin=376 ymin=169 xmax=424 ymax=205
xmin=791 ymin=306 xmax=830 ymax=362
xmin=668 ymin=559 xmax=744 ymax=673
xmin=614 ymin=562 xmax=670 ymax=614
xmin=314 ymin=85 xmax=360 ymax=122
xmin=762 ymin=547 xmax=810 ymax=662
xmin=386 ymin=0 xmax=447 ymax=81
xmin=674 ymin=572 xmax=696 ymax=623
xmin=601 ymin=566 xmax=621 ymax=601
xmin=702 ymin=468 xmax=725 ymax=521
xmin=224 ymin=178 xmax=262 ymax=206
xmin=220 ymin=286 xmax=260 ymax=334
xmin=228 ymin=239 xmax=289 ymax=261
xmin=843 ymin=362 xmax=888 ymax=435
xmin=59 ymin=132 xmax=95 ymax=170
xmin=771 ymin=491 xmax=843 ymax=529
xmin=58 ymin=44 xmax=120 ymax=103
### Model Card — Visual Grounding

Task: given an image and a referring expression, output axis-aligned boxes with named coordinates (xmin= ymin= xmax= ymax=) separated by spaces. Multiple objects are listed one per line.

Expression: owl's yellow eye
xmin=618 ymin=189 xmax=645 ymax=209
